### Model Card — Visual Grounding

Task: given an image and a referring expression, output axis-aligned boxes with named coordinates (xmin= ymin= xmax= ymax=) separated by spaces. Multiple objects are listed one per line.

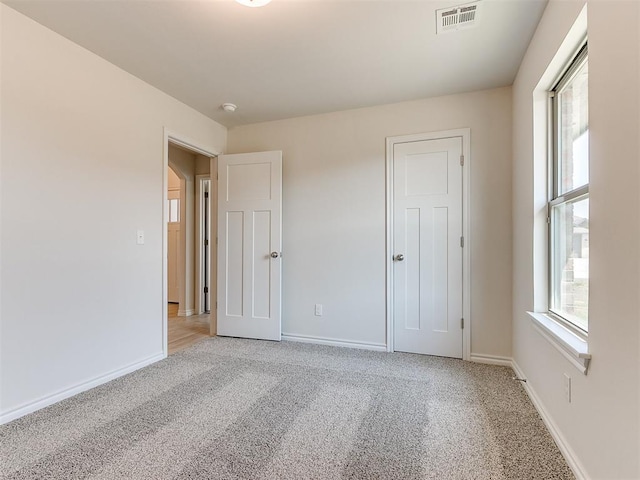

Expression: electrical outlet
xmin=563 ymin=373 xmax=571 ymax=403
xmin=314 ymin=304 xmax=323 ymax=316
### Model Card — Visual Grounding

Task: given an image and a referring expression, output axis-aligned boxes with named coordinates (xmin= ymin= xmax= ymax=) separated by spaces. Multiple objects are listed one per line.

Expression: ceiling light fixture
xmin=221 ymin=103 xmax=237 ymax=112
xmin=235 ymin=0 xmax=272 ymax=7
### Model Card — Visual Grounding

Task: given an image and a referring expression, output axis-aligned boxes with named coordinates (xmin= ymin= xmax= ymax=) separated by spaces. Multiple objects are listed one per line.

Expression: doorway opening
xmin=163 ymin=130 xmax=218 ymax=356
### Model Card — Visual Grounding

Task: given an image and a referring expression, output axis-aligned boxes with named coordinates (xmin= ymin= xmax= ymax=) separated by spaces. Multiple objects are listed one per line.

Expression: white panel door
xmin=393 ymin=137 xmax=463 ymax=358
xmin=217 ymin=151 xmax=282 ymax=341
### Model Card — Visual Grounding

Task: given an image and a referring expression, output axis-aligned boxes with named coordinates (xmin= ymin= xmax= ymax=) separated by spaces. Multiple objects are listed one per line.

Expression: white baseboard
xmin=469 ymin=353 xmax=513 ymax=367
xmin=511 ymin=360 xmax=588 ymax=480
xmin=177 ymin=309 xmax=196 ymax=317
xmin=282 ymin=333 xmax=387 ymax=352
xmin=0 ymin=352 xmax=165 ymax=425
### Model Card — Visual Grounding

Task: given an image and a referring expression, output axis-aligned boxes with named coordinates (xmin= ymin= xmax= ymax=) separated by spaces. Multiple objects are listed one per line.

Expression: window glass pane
xmin=558 ymin=59 xmax=589 ymax=195
xmin=551 ymin=197 xmax=589 ymax=331
xmin=169 ymin=199 xmax=180 ymax=223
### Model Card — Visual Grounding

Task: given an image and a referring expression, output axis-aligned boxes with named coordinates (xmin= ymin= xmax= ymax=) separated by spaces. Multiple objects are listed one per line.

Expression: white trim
xmin=163 ymin=128 xmax=220 ymax=356
xmin=527 ymin=312 xmax=590 ymax=374
xmin=385 ymin=135 xmax=394 ymax=353
xmin=385 ymin=128 xmax=471 ymax=360
xmin=177 ymin=308 xmax=197 ymax=317
xmin=195 ymin=175 xmax=203 ymax=314
xmin=461 ymin=129 xmax=471 ymax=361
xmin=209 ymin=157 xmax=218 ymax=336
xmin=166 ymin=132 xmax=218 ymax=158
xmin=469 ymin=353 xmax=513 ymax=367
xmin=282 ymin=333 xmax=387 ymax=352
xmin=195 ymin=174 xmax=211 ymax=315
xmin=0 ymin=353 xmax=164 ymax=425
xmin=511 ymin=361 xmax=588 ymax=480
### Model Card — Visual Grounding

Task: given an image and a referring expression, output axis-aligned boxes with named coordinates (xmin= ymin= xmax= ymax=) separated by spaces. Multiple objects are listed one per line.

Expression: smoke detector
xmin=221 ymin=103 xmax=237 ymax=113
xmin=436 ymin=1 xmax=480 ymax=34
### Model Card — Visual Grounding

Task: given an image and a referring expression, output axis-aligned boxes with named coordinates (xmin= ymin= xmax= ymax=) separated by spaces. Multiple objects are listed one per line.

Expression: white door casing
xmin=217 ymin=151 xmax=283 ymax=341
xmin=195 ymin=175 xmax=212 ymax=314
xmin=388 ymin=130 xmax=470 ymax=359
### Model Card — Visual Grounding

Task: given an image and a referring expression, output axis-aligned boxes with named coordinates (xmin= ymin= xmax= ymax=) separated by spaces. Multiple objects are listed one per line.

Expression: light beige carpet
xmin=1 ymin=338 xmax=573 ymax=479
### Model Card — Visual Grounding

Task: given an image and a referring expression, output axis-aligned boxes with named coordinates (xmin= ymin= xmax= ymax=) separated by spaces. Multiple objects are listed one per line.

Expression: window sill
xmin=526 ymin=311 xmax=591 ymax=374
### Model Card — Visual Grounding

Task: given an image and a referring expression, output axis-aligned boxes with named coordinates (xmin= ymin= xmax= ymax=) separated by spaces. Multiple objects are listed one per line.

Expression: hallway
xmin=167 ymin=303 xmax=210 ymax=355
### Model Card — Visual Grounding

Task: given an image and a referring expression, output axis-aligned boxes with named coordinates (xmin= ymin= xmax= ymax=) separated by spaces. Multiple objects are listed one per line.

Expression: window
xmin=168 ymin=198 xmax=180 ymax=223
xmin=549 ymin=44 xmax=589 ymax=332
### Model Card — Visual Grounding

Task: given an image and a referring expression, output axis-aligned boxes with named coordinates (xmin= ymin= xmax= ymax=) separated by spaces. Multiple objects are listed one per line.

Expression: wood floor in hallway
xmin=167 ymin=303 xmax=210 ymax=355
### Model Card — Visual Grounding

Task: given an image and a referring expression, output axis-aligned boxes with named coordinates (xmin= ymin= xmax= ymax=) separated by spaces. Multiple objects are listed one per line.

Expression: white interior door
xmin=217 ymin=151 xmax=282 ymax=341
xmin=392 ymin=137 xmax=463 ymax=358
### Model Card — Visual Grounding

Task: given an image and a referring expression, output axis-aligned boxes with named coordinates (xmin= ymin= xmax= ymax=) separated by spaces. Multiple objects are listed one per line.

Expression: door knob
xmin=270 ymin=251 xmax=280 ymax=259
xmin=394 ymin=254 xmax=404 ymax=262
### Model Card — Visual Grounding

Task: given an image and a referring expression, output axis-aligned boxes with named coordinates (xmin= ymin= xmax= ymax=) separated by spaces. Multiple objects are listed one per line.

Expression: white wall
xmin=228 ymin=87 xmax=513 ymax=357
xmin=0 ymin=5 xmax=226 ymax=420
xmin=512 ymin=1 xmax=640 ymax=478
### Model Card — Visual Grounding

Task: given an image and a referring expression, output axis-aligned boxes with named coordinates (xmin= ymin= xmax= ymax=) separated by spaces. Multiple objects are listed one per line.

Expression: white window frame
xmin=547 ymin=43 xmax=589 ymax=337
xmin=527 ymin=13 xmax=591 ymax=375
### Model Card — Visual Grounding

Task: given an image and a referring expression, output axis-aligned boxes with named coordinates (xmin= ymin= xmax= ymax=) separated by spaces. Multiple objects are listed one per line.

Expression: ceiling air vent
xmin=436 ymin=1 xmax=480 ymax=35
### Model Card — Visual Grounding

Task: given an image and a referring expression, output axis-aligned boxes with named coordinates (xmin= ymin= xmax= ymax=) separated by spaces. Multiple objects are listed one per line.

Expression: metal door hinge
xmin=460 ymin=236 xmax=464 ymax=248
xmin=546 ymin=216 xmax=551 ymax=224
xmin=204 ymin=287 xmax=209 ymax=294
xmin=461 ymin=318 xmax=464 ymax=329
xmin=460 ymin=155 xmax=464 ymax=166
xmin=204 ymin=192 xmax=209 ymax=199
xmin=205 ymin=239 xmax=209 ymax=246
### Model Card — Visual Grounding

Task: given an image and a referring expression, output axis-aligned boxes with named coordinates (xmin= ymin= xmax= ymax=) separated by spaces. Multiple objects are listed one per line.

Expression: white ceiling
xmin=4 ymin=0 xmax=547 ymax=127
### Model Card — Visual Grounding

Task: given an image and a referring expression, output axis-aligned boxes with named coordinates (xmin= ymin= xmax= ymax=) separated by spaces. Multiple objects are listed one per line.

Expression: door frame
xmin=162 ymin=128 xmax=220 ymax=358
xmin=195 ymin=174 xmax=211 ymax=315
xmin=385 ymin=128 xmax=471 ymax=360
